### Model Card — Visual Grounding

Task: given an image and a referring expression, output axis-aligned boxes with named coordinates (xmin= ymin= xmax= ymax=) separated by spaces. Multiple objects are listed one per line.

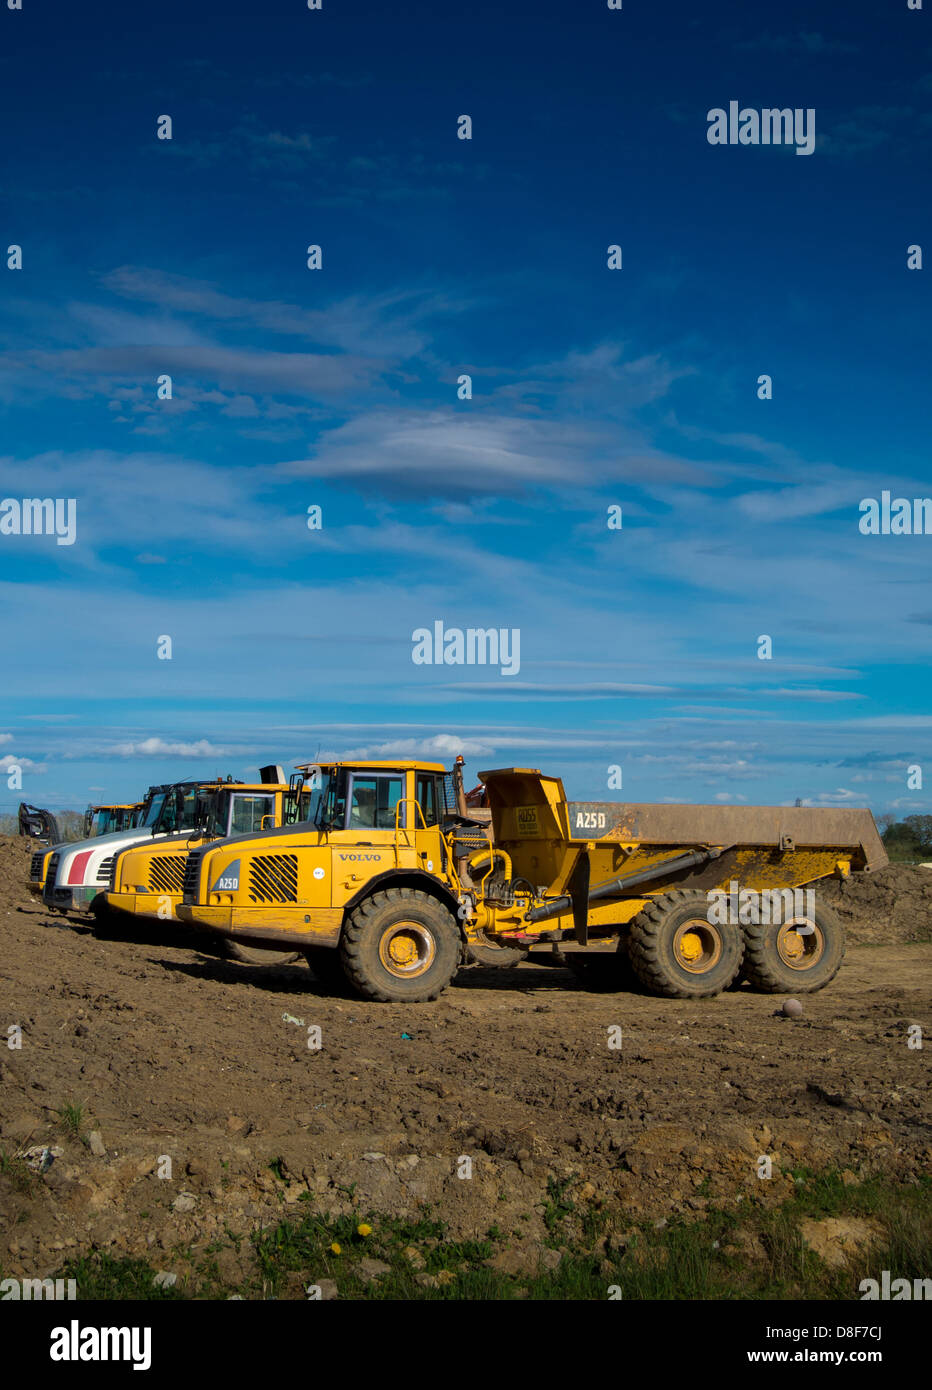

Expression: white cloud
xmin=341 ymin=734 xmax=495 ymax=760
xmin=793 ymin=788 xmax=858 ymax=806
xmin=98 ymin=738 xmax=238 ymax=759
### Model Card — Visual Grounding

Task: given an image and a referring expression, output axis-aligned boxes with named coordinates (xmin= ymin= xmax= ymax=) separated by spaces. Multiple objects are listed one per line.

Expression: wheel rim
xmin=776 ymin=917 xmax=824 ymax=970
xmin=673 ymin=918 xmax=722 ymax=973
xmin=378 ymin=921 xmax=436 ymax=979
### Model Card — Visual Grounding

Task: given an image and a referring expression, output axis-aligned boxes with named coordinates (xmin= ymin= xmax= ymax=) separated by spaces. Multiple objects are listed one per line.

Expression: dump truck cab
xmin=104 ymin=769 xmax=306 ymax=923
xmin=43 ymin=779 xmax=227 ymax=914
xmin=176 ymin=759 xmax=481 ymax=998
xmin=83 ymin=803 xmax=145 ymax=838
xmin=26 ymin=792 xmax=155 ymax=898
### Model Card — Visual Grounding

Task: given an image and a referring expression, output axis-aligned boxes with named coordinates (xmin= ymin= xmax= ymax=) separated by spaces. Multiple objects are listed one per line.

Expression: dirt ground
xmin=1 ymin=835 xmax=929 ymax=1285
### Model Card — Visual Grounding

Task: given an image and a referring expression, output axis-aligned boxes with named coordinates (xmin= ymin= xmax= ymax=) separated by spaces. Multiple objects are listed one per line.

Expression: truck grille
xmin=248 ymin=854 xmax=298 ymax=904
xmin=45 ymin=853 xmax=60 ymax=894
xmin=97 ymin=856 xmax=115 ymax=884
xmin=30 ymin=852 xmax=44 ymax=882
xmin=149 ymin=855 xmax=185 ymax=895
xmin=182 ymin=850 xmax=203 ymax=902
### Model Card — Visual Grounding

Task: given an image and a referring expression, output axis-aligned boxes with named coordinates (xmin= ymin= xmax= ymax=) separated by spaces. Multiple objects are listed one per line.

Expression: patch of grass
xmin=543 ymin=1176 xmax=575 ymax=1237
xmin=56 ymin=1101 xmax=87 ymax=1141
xmin=0 ymin=1148 xmax=36 ymax=1193
xmin=42 ymin=1171 xmax=931 ymax=1301
xmin=58 ymin=1253 xmax=186 ymax=1300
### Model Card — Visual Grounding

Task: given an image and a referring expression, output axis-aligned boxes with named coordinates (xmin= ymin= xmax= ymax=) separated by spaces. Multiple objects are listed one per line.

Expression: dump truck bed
xmin=564 ymin=801 xmax=887 ymax=871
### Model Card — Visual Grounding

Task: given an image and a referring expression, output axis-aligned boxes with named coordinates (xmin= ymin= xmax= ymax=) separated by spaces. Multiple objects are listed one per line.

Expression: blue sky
xmin=1 ymin=0 xmax=930 ymax=815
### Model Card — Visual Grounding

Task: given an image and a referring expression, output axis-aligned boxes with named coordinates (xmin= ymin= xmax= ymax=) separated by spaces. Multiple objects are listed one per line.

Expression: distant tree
xmin=0 ymin=808 xmax=86 ymax=842
xmin=902 ymin=815 xmax=932 ymax=855
xmin=58 ymin=811 xmax=86 ymax=841
xmin=881 ymin=816 xmax=932 ymax=862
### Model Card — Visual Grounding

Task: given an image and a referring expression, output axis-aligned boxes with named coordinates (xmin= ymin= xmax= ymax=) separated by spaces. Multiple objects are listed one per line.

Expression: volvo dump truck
xmin=83 ymin=802 xmax=145 ymax=838
xmin=101 ymin=767 xmax=311 ymax=963
xmin=175 ymin=762 xmax=886 ymax=1003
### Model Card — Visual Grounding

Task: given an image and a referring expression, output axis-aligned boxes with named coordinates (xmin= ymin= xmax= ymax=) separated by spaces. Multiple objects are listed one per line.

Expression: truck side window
xmin=415 ymin=775 xmax=438 ymax=827
xmin=349 ymin=775 xmax=405 ymax=830
xmin=230 ymin=795 xmax=275 ymax=834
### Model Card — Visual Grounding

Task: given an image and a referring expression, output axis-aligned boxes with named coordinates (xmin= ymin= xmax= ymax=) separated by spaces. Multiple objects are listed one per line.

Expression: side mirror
xmin=261 ymin=816 xmax=276 ymax=830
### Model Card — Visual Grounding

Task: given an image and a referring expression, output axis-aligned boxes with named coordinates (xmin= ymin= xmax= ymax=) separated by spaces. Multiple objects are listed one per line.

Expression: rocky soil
xmin=0 ymin=836 xmax=928 ymax=1289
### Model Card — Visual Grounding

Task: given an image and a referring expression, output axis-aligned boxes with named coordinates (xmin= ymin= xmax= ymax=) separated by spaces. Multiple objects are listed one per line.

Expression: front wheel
xmin=341 ymin=888 xmax=461 ymax=1002
xmin=741 ymin=903 xmax=845 ymax=993
xmin=223 ymin=940 xmax=301 ymax=967
xmin=465 ymin=931 xmax=528 ymax=967
xmin=627 ymin=890 xmax=743 ymax=999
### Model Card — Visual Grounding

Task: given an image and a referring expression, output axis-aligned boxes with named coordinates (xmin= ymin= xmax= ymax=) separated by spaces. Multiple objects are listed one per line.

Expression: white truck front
xmin=42 ymin=784 xmax=200 ymax=913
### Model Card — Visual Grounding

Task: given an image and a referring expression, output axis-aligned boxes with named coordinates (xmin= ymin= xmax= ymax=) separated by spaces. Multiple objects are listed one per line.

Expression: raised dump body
xmin=469 ymin=769 xmax=888 ymax=998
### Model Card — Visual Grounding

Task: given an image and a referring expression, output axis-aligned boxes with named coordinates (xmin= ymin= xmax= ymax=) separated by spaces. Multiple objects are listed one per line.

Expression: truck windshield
xmin=144 ymin=786 xmax=201 ymax=834
xmin=306 ymin=774 xmax=332 ymax=828
xmin=195 ymin=790 xmax=227 ymax=837
xmin=142 ymin=794 xmax=166 ymax=828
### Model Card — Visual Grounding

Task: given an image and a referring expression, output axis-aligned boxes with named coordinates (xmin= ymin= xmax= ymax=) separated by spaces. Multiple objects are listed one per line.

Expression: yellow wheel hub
xmin=388 ymin=934 xmax=418 ymax=966
xmin=379 ymin=922 xmax=435 ymax=979
xmin=679 ymin=931 xmax=703 ymax=963
xmin=673 ymin=919 xmax=722 ymax=973
xmin=776 ymin=919 xmax=824 ymax=970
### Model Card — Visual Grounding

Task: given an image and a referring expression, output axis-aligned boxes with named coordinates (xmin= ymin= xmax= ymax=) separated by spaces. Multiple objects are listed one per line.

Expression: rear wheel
xmin=223 ymin=940 xmax=301 ymax=967
xmin=341 ymin=888 xmax=461 ymax=1002
xmin=741 ymin=903 xmax=845 ymax=994
xmin=627 ymin=890 xmax=743 ymax=999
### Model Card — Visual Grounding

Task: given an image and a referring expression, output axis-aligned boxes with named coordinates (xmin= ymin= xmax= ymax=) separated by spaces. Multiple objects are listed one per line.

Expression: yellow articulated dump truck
xmin=175 ymin=761 xmax=885 ymax=1003
xmin=101 ymin=766 xmax=310 ymax=963
xmin=83 ymin=802 xmax=145 ymax=838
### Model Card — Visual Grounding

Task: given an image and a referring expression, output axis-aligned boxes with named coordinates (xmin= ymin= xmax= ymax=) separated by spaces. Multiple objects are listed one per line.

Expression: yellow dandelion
xmin=330 ymin=1242 xmax=341 ymax=1255
xmin=357 ymin=1223 xmax=372 ymax=1237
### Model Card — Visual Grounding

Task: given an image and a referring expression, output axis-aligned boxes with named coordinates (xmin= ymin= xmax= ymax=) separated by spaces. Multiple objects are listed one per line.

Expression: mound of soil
xmin=821 ymin=865 xmax=932 ymax=945
xmin=0 ymin=835 xmax=34 ymax=882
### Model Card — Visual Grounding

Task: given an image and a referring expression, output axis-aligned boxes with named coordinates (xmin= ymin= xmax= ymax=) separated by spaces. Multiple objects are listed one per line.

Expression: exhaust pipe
xmin=525 ymin=846 xmax=726 ymax=926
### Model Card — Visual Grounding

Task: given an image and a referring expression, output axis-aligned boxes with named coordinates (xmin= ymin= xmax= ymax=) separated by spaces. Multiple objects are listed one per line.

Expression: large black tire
xmin=741 ymin=902 xmax=845 ymax=994
xmin=341 ymin=888 xmax=461 ymax=1002
xmin=304 ymin=945 xmax=351 ymax=989
xmin=465 ymin=932 xmax=528 ymax=967
xmin=223 ymin=940 xmax=301 ymax=967
xmin=627 ymin=890 xmax=743 ymax=999
xmin=566 ymin=939 xmax=639 ymax=993
xmin=90 ymin=900 xmax=135 ymax=941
